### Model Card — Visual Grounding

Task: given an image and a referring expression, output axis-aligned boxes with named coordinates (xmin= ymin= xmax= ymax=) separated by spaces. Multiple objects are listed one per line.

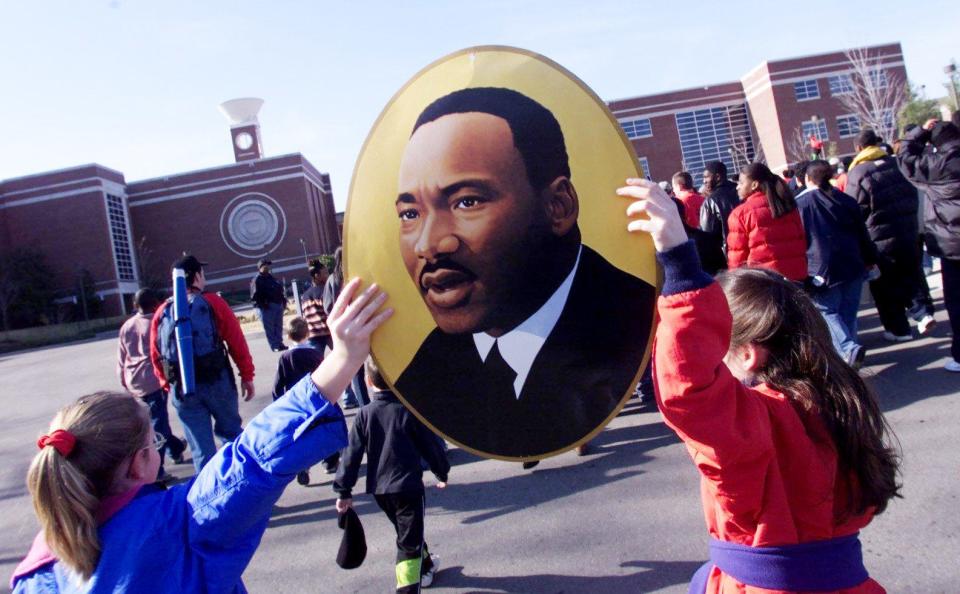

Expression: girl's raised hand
xmin=616 ymin=178 xmax=688 ymax=252
xmin=327 ymin=278 xmax=393 ymax=366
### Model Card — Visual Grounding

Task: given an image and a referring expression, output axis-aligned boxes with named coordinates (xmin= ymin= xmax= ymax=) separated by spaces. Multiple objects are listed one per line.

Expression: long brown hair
xmin=742 ymin=162 xmax=797 ymax=218
xmin=717 ymin=268 xmax=901 ymax=516
xmin=27 ymin=392 xmax=150 ymax=580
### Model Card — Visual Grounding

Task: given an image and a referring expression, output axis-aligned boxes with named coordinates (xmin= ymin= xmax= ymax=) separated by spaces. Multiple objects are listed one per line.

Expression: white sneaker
xmin=882 ymin=331 xmax=912 ymax=343
xmin=945 ymin=360 xmax=960 ymax=373
xmin=420 ymin=555 xmax=439 ymax=588
xmin=918 ymin=315 xmax=936 ymax=335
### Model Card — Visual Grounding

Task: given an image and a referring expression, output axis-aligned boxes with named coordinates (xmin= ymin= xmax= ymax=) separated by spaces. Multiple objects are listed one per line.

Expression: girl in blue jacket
xmin=12 ymin=279 xmax=392 ymax=594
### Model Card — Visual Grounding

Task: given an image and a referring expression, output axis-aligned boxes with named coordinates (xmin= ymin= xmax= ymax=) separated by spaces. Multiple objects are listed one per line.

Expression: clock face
xmin=235 ymin=132 xmax=254 ymax=151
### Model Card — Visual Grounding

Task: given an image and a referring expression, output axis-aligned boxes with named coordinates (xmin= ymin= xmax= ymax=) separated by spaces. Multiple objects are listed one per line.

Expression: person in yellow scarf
xmin=845 ymin=129 xmax=926 ymax=343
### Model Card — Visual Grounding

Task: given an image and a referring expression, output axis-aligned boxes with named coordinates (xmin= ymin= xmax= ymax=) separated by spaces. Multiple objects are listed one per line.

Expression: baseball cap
xmin=257 ymin=259 xmax=273 ymax=268
xmin=172 ymin=254 xmax=206 ymax=274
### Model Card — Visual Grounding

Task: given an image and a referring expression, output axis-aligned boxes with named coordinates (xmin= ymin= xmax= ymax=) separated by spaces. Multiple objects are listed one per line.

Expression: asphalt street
xmin=0 ymin=279 xmax=957 ymax=593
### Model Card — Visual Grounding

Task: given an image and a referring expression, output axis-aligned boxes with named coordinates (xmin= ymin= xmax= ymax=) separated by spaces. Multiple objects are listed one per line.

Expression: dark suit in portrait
xmin=395 ymin=245 xmax=655 ymax=458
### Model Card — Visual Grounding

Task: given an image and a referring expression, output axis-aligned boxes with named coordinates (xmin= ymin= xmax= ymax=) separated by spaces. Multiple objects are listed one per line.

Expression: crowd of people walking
xmin=11 ymin=116 xmax=960 ymax=593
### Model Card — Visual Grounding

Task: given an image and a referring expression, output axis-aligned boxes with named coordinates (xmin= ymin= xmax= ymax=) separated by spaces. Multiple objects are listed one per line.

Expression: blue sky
xmin=2 ymin=0 xmax=955 ymax=209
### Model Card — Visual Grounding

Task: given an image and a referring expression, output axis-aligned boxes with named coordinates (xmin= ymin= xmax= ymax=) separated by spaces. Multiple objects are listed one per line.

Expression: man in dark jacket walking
xmin=335 ymin=357 xmax=450 ymax=592
xmin=796 ymin=160 xmax=878 ymax=367
xmin=898 ymin=119 xmax=960 ymax=370
xmin=250 ymin=259 xmax=287 ymax=351
xmin=698 ymin=160 xmax=740 ymax=274
xmin=847 ymin=129 xmax=922 ymax=342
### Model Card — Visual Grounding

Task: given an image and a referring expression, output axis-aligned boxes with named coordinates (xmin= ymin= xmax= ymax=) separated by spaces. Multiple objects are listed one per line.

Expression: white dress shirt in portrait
xmin=472 ymin=246 xmax=582 ymax=399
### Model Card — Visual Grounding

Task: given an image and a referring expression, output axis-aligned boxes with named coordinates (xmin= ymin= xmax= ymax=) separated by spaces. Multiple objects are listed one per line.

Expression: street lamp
xmin=945 ymin=62 xmax=959 ymax=112
xmin=299 ymin=238 xmax=309 ymax=263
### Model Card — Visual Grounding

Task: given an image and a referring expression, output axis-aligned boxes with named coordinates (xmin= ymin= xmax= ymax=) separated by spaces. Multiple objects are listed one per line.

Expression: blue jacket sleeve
xmin=185 ymin=375 xmax=347 ymax=583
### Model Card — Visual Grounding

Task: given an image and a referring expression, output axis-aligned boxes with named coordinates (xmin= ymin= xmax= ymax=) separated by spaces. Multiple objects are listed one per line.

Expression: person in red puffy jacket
xmin=615 ymin=178 xmax=901 ymax=594
xmin=726 ymin=162 xmax=808 ymax=282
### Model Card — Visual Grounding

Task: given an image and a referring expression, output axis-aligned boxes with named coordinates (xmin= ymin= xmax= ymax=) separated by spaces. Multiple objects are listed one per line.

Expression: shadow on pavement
xmin=436 ymin=560 xmax=703 ymax=593
xmin=432 ymin=420 xmax=678 ymax=525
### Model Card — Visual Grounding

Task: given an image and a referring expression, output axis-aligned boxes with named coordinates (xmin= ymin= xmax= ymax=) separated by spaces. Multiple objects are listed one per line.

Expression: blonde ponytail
xmin=26 ymin=392 xmax=150 ymax=580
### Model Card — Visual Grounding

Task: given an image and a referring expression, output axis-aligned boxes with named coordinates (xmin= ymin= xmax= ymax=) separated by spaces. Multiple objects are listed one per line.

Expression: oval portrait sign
xmin=345 ymin=46 xmax=658 ymax=461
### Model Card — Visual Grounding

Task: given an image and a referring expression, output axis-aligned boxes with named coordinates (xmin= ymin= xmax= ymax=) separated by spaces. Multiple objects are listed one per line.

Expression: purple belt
xmin=688 ymin=533 xmax=869 ymax=593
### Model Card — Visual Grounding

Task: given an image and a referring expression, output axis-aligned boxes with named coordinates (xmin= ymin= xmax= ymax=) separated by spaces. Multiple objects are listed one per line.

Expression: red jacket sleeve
xmin=149 ymin=302 xmax=170 ymax=391
xmin=654 ymin=283 xmax=774 ymax=511
xmin=205 ymin=293 xmax=255 ymax=382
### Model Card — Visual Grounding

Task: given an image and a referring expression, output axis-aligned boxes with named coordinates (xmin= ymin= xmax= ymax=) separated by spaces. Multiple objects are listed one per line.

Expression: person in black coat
xmin=796 ymin=160 xmax=878 ymax=367
xmin=335 ymin=358 xmax=450 ymax=592
xmin=846 ymin=129 xmax=921 ymax=341
xmin=271 ymin=317 xmax=336 ymax=481
xmin=898 ymin=119 xmax=960 ymax=370
xmin=698 ymin=160 xmax=740 ymax=273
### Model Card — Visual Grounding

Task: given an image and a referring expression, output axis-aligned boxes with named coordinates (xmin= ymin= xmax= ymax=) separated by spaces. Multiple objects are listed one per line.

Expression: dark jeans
xmin=308 ymin=335 xmax=333 ymax=351
xmin=869 ymin=255 xmax=920 ymax=336
xmin=257 ymin=302 xmax=285 ymax=349
xmin=142 ymin=389 xmax=186 ymax=476
xmin=809 ymin=277 xmax=864 ymax=360
xmin=909 ymin=256 xmax=936 ymax=320
xmin=345 ymin=369 xmax=369 ymax=407
xmin=172 ymin=370 xmax=243 ymax=472
xmin=941 ymin=258 xmax=960 ymax=361
xmin=374 ymin=492 xmax=433 ymax=593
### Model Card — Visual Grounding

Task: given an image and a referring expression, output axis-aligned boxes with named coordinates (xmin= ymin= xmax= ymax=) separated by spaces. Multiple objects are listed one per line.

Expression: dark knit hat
xmin=336 ymin=508 xmax=367 ymax=569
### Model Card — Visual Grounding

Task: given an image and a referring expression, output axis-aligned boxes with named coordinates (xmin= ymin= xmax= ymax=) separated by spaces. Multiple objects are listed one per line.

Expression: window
xmin=828 ymin=74 xmax=854 ymax=95
xmin=621 ymin=117 xmax=652 ymax=139
xmin=793 ymin=79 xmax=820 ymax=101
xmin=675 ymin=104 xmax=755 ymax=188
xmin=880 ymin=108 xmax=895 ymax=131
xmin=638 ymin=157 xmax=651 ymax=179
xmin=868 ymin=69 xmax=888 ymax=89
xmin=105 ymin=194 xmax=136 ymax=282
xmin=801 ymin=119 xmax=829 ymax=141
xmin=837 ymin=114 xmax=861 ymax=138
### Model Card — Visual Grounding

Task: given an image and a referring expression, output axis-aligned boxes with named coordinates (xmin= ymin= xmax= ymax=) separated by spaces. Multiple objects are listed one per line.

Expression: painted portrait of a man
xmin=392 ymin=87 xmax=656 ymax=458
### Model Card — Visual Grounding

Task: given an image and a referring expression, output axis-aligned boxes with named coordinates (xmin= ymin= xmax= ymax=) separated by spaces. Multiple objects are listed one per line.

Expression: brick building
xmin=608 ymin=43 xmax=907 ymax=185
xmin=0 ymin=99 xmax=339 ymax=320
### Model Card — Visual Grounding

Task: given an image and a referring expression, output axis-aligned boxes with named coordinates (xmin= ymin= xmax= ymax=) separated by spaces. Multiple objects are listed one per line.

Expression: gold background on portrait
xmin=345 ymin=46 xmax=658 ymax=383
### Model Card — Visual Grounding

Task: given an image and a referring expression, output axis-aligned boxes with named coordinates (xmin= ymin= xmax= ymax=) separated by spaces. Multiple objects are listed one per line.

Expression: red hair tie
xmin=37 ymin=429 xmax=77 ymax=457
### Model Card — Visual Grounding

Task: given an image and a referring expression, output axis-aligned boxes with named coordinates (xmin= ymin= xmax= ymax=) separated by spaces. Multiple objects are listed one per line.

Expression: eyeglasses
xmin=142 ymin=433 xmax=166 ymax=452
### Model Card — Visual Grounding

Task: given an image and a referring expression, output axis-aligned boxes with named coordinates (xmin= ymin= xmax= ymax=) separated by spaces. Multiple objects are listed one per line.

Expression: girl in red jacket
xmin=616 ymin=178 xmax=900 ymax=594
xmin=727 ymin=162 xmax=808 ymax=282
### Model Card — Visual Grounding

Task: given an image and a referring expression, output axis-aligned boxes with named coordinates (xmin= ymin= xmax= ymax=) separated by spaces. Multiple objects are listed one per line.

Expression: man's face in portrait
xmin=396 ymin=112 xmax=556 ymax=336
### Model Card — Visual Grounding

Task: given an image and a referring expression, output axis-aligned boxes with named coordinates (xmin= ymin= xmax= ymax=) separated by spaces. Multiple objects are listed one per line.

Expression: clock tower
xmin=219 ymin=98 xmax=265 ymax=162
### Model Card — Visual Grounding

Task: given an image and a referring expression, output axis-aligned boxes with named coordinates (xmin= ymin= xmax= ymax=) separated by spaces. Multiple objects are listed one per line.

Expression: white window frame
xmin=638 ymin=157 xmax=651 ymax=179
xmin=836 ymin=114 xmax=861 ymax=138
xmin=793 ymin=79 xmax=820 ymax=102
xmin=828 ymin=74 xmax=854 ymax=96
xmin=621 ymin=117 xmax=653 ymax=139
xmin=801 ymin=119 xmax=829 ymax=141
xmin=868 ymin=69 xmax=888 ymax=89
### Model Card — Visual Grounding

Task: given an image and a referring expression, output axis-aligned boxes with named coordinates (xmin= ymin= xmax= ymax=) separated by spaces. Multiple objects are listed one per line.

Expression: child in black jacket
xmin=271 ymin=317 xmax=335 ymax=482
xmin=334 ymin=357 xmax=449 ymax=593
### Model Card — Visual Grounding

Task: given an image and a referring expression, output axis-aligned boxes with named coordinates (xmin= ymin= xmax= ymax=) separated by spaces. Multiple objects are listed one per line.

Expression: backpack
xmin=157 ymin=293 xmax=229 ymax=387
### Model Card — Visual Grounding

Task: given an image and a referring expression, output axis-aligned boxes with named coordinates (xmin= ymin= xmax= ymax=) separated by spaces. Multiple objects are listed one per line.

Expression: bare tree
xmin=785 ymin=126 xmax=812 ymax=164
xmin=728 ymin=133 xmax=763 ymax=169
xmin=836 ymin=47 xmax=908 ymax=145
xmin=135 ymin=236 xmax=165 ymax=290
